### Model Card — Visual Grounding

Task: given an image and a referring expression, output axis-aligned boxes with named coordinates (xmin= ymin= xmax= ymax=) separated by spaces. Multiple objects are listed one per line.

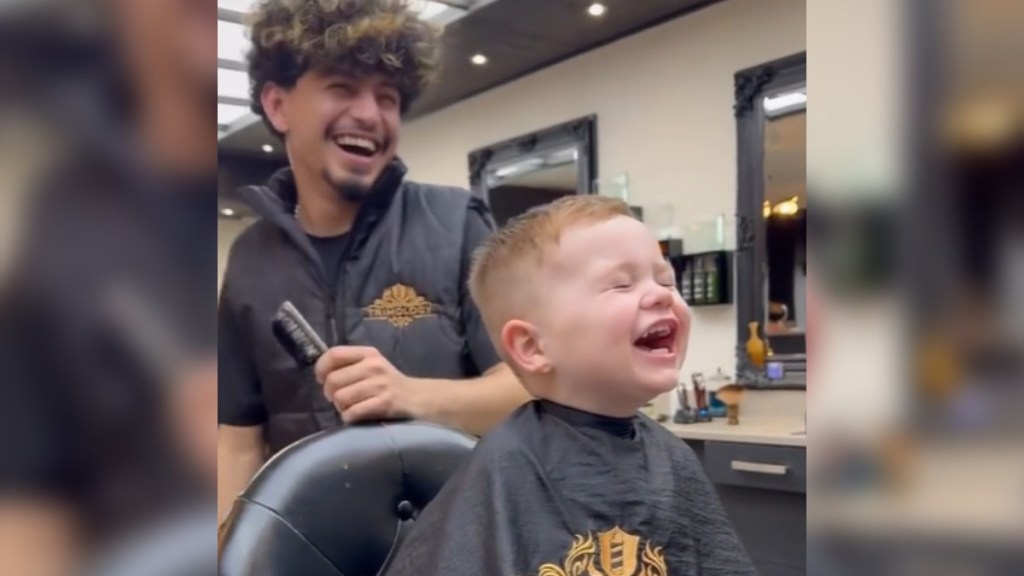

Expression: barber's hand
xmin=314 ymin=346 xmax=423 ymax=423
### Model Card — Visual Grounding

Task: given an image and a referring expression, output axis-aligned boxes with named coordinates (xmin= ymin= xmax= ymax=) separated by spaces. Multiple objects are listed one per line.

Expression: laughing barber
xmin=217 ymin=0 xmax=529 ymax=521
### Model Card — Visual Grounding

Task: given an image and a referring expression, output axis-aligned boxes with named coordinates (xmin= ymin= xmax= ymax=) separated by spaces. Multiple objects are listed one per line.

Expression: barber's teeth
xmin=333 ymin=135 xmax=378 ymax=153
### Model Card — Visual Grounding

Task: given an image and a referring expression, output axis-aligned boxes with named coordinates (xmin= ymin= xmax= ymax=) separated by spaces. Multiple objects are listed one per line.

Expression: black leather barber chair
xmin=219 ymin=421 xmax=476 ymax=576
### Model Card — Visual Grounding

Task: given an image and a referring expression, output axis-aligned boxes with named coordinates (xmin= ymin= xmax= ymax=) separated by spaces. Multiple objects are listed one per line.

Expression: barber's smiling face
xmin=263 ymin=71 xmax=401 ymax=201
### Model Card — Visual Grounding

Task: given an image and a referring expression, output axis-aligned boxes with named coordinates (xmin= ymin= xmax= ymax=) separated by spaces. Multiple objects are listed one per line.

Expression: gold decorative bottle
xmin=746 ymin=321 xmax=766 ymax=368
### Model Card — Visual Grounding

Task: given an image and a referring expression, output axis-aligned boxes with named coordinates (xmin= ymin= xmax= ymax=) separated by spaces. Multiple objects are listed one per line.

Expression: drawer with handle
xmin=703 ymin=441 xmax=806 ymax=493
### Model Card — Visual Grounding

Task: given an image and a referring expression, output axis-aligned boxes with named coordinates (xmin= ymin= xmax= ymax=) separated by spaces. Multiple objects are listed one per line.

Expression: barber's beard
xmin=324 ymin=170 xmax=371 ymax=203
xmin=337 ymin=178 xmax=371 ymax=203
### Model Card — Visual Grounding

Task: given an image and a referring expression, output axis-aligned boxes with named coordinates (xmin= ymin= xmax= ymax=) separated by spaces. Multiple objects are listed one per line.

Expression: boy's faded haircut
xmin=468 ymin=195 xmax=634 ymax=345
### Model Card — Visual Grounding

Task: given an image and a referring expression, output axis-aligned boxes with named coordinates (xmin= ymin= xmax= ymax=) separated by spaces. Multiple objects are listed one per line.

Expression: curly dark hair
xmin=246 ymin=0 xmax=441 ymax=130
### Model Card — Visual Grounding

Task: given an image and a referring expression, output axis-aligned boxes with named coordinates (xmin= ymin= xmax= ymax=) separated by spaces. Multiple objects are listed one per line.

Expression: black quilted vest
xmin=225 ymin=160 xmax=478 ymax=454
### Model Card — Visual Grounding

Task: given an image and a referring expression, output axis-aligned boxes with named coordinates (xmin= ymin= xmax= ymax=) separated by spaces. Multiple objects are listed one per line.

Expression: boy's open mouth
xmin=633 ymin=319 xmax=678 ymax=356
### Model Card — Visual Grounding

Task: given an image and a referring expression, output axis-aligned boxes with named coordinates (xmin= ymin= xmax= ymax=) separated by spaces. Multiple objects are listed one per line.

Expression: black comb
xmin=272 ymin=301 xmax=328 ymax=366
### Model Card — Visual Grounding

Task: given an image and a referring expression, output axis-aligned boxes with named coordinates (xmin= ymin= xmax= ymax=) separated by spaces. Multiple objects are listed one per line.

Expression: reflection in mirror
xmin=486 ymin=147 xmax=578 ymax=227
xmin=733 ymin=53 xmax=805 ymax=388
xmin=762 ymin=92 xmax=806 ymax=341
xmin=468 ymin=116 xmax=596 ymax=228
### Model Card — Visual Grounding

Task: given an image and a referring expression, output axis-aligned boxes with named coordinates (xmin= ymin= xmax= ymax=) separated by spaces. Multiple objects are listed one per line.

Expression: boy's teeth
xmin=642 ymin=326 xmax=671 ymax=338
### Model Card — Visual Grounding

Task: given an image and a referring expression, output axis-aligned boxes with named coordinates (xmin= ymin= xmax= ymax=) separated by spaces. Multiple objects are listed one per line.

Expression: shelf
xmin=680 ymin=213 xmax=736 ymax=255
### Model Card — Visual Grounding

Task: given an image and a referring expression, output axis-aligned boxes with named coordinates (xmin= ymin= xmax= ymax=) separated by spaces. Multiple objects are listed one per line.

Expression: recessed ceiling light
xmin=587 ymin=3 xmax=606 ymax=17
xmin=221 ymin=208 xmax=235 ymax=217
xmin=262 ymin=144 xmax=273 ymax=153
xmin=471 ymin=53 xmax=487 ymax=65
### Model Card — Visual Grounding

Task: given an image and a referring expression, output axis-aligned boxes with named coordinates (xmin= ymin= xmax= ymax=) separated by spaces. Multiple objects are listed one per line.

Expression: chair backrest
xmin=219 ymin=421 xmax=476 ymax=576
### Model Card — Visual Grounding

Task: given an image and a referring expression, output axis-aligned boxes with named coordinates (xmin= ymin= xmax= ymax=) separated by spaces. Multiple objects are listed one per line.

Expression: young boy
xmin=385 ymin=196 xmax=757 ymax=576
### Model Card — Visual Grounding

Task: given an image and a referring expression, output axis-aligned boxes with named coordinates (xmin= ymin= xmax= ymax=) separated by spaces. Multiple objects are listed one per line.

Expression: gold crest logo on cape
xmin=538 ymin=527 xmax=667 ymax=576
xmin=363 ymin=284 xmax=436 ymax=328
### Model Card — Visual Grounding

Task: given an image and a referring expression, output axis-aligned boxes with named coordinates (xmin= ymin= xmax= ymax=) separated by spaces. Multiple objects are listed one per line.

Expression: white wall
xmin=399 ymin=0 xmax=806 ymax=379
xmin=216 ymin=0 xmax=807 ymax=383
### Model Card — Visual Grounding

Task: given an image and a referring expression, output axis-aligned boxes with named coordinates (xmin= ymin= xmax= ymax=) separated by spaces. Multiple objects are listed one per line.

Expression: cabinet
xmin=686 ymin=440 xmax=806 ymax=576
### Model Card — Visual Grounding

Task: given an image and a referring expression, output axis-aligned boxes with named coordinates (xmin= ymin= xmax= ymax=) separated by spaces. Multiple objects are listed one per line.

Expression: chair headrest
xmin=219 ymin=421 xmax=475 ymax=576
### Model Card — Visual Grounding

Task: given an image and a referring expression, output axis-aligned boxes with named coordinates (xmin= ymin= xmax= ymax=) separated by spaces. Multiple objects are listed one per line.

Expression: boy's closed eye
xmin=598 ymin=272 xmax=675 ymax=292
xmin=600 ymin=273 xmax=634 ymax=291
xmin=653 ymin=260 xmax=677 ymax=290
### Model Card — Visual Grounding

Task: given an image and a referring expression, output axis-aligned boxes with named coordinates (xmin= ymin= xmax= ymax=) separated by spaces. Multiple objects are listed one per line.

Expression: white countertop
xmin=662 ymin=417 xmax=807 ymax=447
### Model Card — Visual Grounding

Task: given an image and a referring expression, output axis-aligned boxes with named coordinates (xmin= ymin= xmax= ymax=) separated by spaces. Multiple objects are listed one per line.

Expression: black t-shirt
xmin=217 ymin=196 xmax=502 ymax=427
xmin=308 ymin=232 xmax=350 ymax=291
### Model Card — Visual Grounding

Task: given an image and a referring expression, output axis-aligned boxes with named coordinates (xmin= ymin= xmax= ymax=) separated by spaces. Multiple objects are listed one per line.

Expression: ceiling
xmin=218 ymin=0 xmax=723 ymax=157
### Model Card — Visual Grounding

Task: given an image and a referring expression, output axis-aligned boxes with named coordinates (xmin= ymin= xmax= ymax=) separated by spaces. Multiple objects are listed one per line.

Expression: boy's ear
xmin=500 ymin=319 xmax=552 ymax=376
xmin=260 ymin=81 xmax=290 ymax=135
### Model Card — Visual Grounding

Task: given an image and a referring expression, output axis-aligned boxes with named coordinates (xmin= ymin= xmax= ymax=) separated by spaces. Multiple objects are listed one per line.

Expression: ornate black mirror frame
xmin=467 ymin=115 xmax=597 ymax=205
xmin=734 ymin=52 xmax=806 ymax=389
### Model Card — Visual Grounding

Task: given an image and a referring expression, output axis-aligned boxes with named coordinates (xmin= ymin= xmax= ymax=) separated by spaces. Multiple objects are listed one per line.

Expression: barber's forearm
xmin=217 ymin=426 xmax=267 ymax=523
xmin=217 ymin=451 xmax=264 ymax=523
xmin=413 ymin=364 xmax=530 ymax=436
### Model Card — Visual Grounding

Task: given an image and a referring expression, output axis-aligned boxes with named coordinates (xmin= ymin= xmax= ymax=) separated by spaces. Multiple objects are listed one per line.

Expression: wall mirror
xmin=734 ymin=53 xmax=806 ymax=388
xmin=468 ymin=116 xmax=596 ymax=226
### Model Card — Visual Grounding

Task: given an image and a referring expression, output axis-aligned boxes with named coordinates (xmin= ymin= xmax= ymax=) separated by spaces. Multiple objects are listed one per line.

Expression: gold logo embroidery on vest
xmin=537 ymin=527 xmax=667 ymax=576
xmin=363 ymin=284 xmax=436 ymax=328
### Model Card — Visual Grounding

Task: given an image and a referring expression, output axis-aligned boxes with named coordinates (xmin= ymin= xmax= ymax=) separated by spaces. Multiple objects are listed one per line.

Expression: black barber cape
xmin=385 ymin=400 xmax=757 ymax=576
